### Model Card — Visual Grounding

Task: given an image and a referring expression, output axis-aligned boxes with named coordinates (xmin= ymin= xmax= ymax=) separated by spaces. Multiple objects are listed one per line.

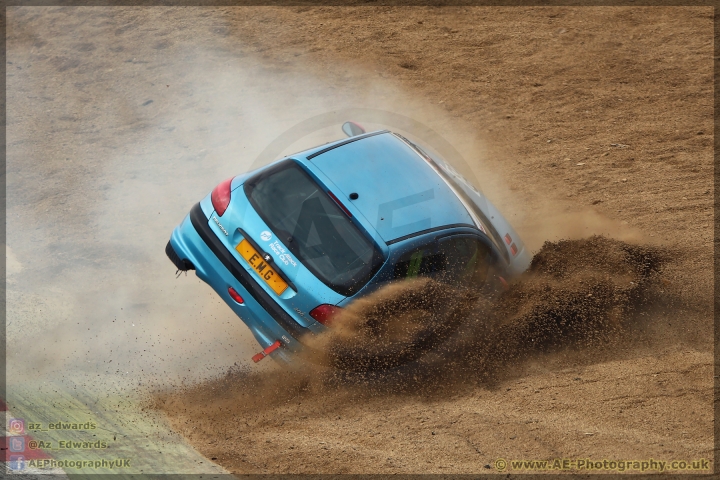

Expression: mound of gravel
xmin=296 ymin=235 xmax=670 ymax=392
xmin=467 ymin=235 xmax=668 ymax=381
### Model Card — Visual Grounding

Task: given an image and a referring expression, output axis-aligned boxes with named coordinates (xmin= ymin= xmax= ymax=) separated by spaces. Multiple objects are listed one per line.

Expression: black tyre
xmin=165 ymin=241 xmax=195 ymax=271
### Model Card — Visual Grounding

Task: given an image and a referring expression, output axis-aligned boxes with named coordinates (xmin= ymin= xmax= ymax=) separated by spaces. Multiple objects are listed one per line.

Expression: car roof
xmin=298 ymin=131 xmax=474 ymax=244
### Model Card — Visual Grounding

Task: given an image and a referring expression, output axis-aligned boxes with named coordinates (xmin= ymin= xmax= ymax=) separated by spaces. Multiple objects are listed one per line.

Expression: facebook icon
xmin=9 ymin=455 xmax=26 ymax=471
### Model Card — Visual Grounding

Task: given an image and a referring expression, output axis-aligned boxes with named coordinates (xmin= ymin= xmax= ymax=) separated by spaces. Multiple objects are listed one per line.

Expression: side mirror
xmin=342 ymin=121 xmax=366 ymax=137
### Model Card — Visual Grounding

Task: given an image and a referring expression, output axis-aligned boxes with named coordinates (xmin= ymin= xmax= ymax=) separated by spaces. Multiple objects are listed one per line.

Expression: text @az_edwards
xmin=29 ymin=439 xmax=109 ymax=450
xmin=27 ymin=421 xmax=97 ymax=431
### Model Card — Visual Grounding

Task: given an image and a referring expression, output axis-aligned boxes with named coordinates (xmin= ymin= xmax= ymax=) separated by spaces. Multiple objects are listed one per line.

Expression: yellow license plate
xmin=236 ymin=239 xmax=288 ymax=295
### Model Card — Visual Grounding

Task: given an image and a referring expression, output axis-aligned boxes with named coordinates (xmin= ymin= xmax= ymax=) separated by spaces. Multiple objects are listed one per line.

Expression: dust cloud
xmin=7 ymin=7 xmax=542 ymax=388
xmin=7 ymin=6 xmax=678 ymax=391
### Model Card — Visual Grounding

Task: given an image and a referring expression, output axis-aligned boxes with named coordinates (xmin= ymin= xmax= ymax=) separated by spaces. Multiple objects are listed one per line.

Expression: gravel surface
xmin=7 ymin=5 xmax=713 ymax=475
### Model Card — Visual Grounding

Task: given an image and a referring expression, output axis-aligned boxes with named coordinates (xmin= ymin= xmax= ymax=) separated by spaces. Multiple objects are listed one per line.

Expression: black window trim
xmin=305 ymin=130 xmax=389 ymax=160
xmin=385 ymin=223 xmax=478 ymax=245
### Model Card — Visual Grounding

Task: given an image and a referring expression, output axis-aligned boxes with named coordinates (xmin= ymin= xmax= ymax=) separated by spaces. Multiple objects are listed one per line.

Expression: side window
xmin=393 ymin=244 xmax=445 ymax=280
xmin=392 ymin=235 xmax=492 ymax=287
xmin=437 ymin=236 xmax=491 ymax=287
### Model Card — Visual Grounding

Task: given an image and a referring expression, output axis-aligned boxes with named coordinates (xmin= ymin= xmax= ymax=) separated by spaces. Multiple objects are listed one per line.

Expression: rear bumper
xmin=169 ymin=203 xmax=313 ymax=360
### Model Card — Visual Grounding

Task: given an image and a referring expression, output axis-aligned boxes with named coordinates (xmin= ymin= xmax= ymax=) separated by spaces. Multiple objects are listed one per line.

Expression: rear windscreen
xmin=244 ymin=160 xmax=384 ymax=296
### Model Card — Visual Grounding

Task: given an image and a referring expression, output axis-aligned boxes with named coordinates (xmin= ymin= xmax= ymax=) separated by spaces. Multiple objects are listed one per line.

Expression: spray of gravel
xmin=152 ymin=235 xmax=684 ymax=419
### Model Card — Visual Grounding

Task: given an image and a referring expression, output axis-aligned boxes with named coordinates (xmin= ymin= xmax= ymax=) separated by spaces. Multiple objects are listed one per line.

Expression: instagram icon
xmin=8 ymin=418 xmax=25 ymax=435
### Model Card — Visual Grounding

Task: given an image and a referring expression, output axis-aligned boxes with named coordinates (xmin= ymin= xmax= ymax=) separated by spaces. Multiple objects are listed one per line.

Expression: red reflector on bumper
xmin=510 ymin=243 xmax=518 ymax=256
xmin=504 ymin=234 xmax=512 ymax=245
xmin=228 ymin=287 xmax=244 ymax=304
xmin=252 ymin=340 xmax=282 ymax=363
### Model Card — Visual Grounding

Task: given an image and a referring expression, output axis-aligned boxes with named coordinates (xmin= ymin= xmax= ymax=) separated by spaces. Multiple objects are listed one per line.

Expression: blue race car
xmin=166 ymin=123 xmax=531 ymax=364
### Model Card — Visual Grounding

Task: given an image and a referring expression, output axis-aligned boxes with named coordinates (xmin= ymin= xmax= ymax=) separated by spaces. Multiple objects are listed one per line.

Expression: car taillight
xmin=309 ymin=304 xmax=343 ymax=326
xmin=211 ymin=177 xmax=234 ymax=216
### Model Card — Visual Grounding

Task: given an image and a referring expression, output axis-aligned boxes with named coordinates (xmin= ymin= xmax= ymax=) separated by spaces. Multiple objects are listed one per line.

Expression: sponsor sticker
xmin=268 ymin=240 xmax=297 ymax=267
